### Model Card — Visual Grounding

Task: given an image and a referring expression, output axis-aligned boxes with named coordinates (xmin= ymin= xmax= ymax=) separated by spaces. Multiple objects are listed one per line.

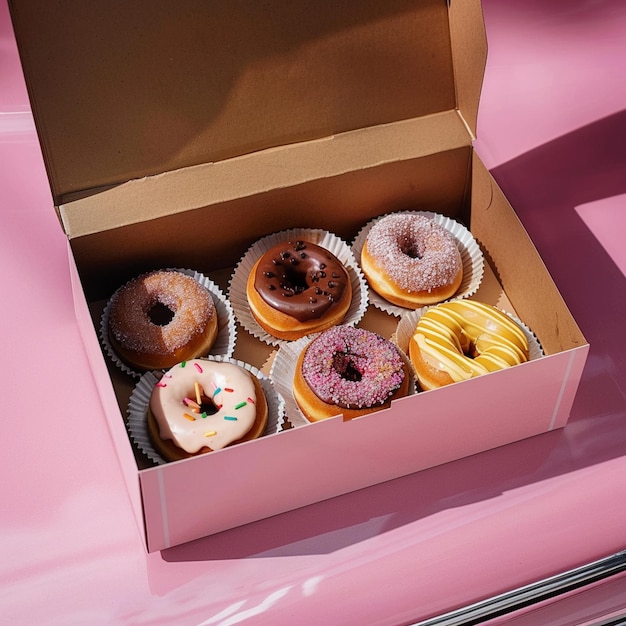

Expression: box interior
xmin=76 ymin=144 xmax=587 ymax=474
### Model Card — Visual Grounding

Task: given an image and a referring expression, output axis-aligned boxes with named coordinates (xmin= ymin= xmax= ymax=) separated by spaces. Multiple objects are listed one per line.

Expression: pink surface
xmin=1 ymin=1 xmax=626 ymax=624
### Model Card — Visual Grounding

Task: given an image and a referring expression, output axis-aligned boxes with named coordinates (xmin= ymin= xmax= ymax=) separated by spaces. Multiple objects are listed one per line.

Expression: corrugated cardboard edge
xmin=59 ymin=111 xmax=473 ymax=238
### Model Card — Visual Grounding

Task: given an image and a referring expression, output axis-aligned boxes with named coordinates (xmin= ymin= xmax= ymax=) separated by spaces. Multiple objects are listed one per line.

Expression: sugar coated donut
xmin=361 ymin=213 xmax=463 ymax=308
xmin=293 ymin=325 xmax=410 ymax=421
xmin=409 ymin=300 xmax=530 ymax=390
xmin=148 ymin=359 xmax=268 ymax=461
xmin=108 ymin=270 xmax=218 ymax=371
xmin=246 ymin=240 xmax=352 ymax=341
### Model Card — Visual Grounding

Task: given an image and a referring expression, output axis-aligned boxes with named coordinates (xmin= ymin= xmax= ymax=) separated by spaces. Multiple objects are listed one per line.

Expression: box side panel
xmin=70 ymin=147 xmax=473 ymax=300
xmin=67 ymin=243 xmax=146 ymax=544
xmin=140 ymin=350 xmax=579 ymax=552
xmin=59 ymin=110 xmax=472 ymax=239
xmin=470 ymin=153 xmax=587 ymax=355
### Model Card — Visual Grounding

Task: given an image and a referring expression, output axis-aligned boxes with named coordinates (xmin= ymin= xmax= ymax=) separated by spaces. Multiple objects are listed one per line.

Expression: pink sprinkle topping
xmin=301 ymin=325 xmax=405 ymax=409
xmin=156 ymin=382 xmax=167 ymax=388
xmin=194 ymin=362 xmax=203 ymax=373
xmin=365 ymin=214 xmax=462 ymax=292
xmin=183 ymin=397 xmax=200 ymax=409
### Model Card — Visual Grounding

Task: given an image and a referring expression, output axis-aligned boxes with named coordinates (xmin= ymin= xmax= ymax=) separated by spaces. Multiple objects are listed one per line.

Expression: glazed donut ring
xmin=246 ymin=240 xmax=352 ymax=341
xmin=293 ymin=325 xmax=410 ymax=421
xmin=148 ymin=359 xmax=268 ymax=461
xmin=409 ymin=300 xmax=530 ymax=390
xmin=361 ymin=213 xmax=463 ymax=308
xmin=108 ymin=270 xmax=218 ymax=371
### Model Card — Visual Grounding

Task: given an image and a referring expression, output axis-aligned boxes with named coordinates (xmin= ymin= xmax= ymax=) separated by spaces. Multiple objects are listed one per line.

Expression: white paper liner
xmin=270 ymin=328 xmax=417 ymax=427
xmin=229 ymin=228 xmax=369 ymax=346
xmin=396 ymin=304 xmax=544 ymax=371
xmin=127 ymin=356 xmax=286 ymax=465
xmin=100 ymin=268 xmax=237 ymax=378
xmin=351 ymin=211 xmax=484 ymax=316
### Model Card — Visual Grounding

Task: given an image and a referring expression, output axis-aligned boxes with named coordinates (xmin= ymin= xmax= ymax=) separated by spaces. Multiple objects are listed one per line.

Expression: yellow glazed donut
xmin=409 ymin=300 xmax=530 ymax=390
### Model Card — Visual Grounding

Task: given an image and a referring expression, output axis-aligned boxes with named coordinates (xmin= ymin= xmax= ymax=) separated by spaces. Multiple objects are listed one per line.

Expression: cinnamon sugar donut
xmin=107 ymin=270 xmax=218 ymax=371
xmin=293 ymin=325 xmax=410 ymax=421
xmin=361 ymin=213 xmax=463 ymax=308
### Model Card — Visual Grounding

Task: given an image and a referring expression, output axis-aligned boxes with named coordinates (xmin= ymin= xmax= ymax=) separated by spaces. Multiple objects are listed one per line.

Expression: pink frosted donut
xmin=361 ymin=213 xmax=463 ymax=308
xmin=293 ymin=325 xmax=410 ymax=421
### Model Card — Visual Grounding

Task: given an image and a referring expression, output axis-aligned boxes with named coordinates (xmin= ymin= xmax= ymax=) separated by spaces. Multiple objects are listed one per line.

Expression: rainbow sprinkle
xmin=156 ymin=382 xmax=167 ymax=388
xmin=194 ymin=362 xmax=203 ymax=373
xmin=183 ymin=397 xmax=200 ymax=410
xmin=204 ymin=431 xmax=217 ymax=437
xmin=183 ymin=413 xmax=196 ymax=421
xmin=234 ymin=401 xmax=247 ymax=410
xmin=224 ymin=416 xmax=237 ymax=421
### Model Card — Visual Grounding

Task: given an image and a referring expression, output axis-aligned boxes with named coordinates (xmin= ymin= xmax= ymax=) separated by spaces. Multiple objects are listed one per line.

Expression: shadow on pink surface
xmin=489 ymin=108 xmax=626 ymax=407
xmin=158 ymin=110 xmax=626 ymax=564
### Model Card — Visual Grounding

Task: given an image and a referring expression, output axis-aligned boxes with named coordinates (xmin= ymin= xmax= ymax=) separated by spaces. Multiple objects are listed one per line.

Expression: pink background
xmin=1 ymin=0 xmax=625 ymax=623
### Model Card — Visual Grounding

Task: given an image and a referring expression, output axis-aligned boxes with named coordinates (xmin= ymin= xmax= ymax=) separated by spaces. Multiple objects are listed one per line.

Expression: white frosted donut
xmin=149 ymin=359 xmax=266 ymax=455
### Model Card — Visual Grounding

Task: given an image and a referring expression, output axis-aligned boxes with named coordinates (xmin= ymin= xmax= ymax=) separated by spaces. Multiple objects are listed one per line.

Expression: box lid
xmin=10 ymin=0 xmax=486 ymax=235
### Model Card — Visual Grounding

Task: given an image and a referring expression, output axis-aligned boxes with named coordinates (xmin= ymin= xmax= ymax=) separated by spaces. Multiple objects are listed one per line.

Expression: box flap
xmin=10 ymin=0 xmax=486 ymax=216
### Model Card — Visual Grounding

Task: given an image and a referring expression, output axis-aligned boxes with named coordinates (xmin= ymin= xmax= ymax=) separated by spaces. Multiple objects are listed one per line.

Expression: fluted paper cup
xmin=127 ymin=356 xmax=286 ymax=465
xmin=229 ymin=228 xmax=368 ymax=346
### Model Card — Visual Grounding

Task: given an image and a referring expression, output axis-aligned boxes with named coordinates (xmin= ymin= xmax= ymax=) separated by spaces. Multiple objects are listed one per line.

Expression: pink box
xmin=11 ymin=0 xmax=588 ymax=551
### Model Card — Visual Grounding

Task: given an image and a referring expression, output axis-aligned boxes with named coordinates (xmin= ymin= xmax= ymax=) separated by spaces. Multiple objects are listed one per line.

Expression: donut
xmin=293 ymin=325 xmax=411 ymax=421
xmin=408 ymin=300 xmax=530 ymax=390
xmin=148 ymin=359 xmax=268 ymax=461
xmin=361 ymin=213 xmax=463 ymax=308
xmin=107 ymin=270 xmax=218 ymax=371
xmin=246 ymin=239 xmax=352 ymax=341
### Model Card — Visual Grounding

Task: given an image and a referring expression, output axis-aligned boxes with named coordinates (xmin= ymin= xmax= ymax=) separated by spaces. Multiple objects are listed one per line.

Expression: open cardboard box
xmin=10 ymin=0 xmax=588 ymax=552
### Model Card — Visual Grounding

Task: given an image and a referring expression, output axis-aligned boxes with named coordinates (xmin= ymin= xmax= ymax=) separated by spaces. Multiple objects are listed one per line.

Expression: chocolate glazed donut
xmin=247 ymin=240 xmax=352 ymax=340
xmin=254 ymin=241 xmax=349 ymax=321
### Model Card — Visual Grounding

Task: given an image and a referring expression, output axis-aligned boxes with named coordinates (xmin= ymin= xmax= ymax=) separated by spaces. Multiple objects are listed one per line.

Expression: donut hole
xmin=200 ymin=395 xmax=220 ymax=416
xmin=332 ymin=353 xmax=363 ymax=382
xmin=399 ymin=239 xmax=423 ymax=260
xmin=192 ymin=390 xmax=220 ymax=416
xmin=147 ymin=301 xmax=175 ymax=326
xmin=280 ymin=265 xmax=309 ymax=294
